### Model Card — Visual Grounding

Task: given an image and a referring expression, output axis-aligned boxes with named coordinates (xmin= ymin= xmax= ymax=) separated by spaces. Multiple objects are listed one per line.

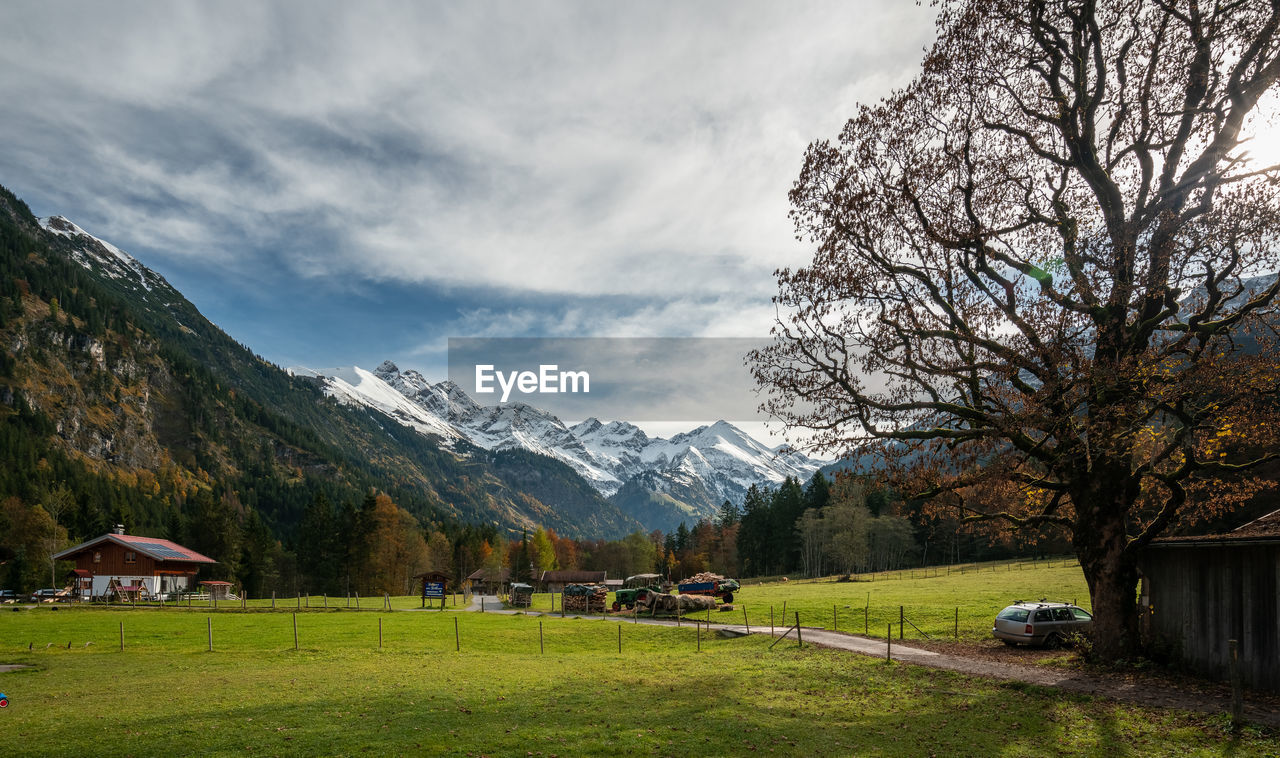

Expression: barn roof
xmin=1233 ymin=508 xmax=1280 ymax=538
xmin=466 ymin=567 xmax=510 ymax=582
xmin=1148 ymin=507 xmax=1280 ymax=547
xmin=53 ymin=533 xmax=217 ymax=564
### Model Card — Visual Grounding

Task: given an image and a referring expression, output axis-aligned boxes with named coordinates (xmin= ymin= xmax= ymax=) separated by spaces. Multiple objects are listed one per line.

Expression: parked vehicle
xmin=992 ymin=601 xmax=1093 ymax=648
xmin=0 ymin=590 xmax=19 ymax=602
xmin=676 ymin=576 xmax=740 ymax=604
xmin=30 ymin=588 xmax=69 ymax=603
xmin=612 ymin=574 xmax=664 ymax=611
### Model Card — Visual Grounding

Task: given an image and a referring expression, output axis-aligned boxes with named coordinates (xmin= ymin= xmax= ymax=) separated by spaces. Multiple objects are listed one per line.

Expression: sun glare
xmin=1235 ymin=91 xmax=1280 ymax=171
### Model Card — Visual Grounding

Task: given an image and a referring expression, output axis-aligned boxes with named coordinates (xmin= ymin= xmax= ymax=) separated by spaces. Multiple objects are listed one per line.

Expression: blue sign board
xmin=424 ymin=582 xmax=445 ymax=599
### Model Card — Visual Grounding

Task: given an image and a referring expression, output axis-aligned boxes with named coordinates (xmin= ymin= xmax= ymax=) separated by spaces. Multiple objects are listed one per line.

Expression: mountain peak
xmin=373 ymin=360 xmax=401 ymax=379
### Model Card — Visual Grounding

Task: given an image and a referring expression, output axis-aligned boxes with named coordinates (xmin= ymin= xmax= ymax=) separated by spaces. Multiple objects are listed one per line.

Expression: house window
xmin=124 ymin=551 xmax=137 ymax=564
xmin=93 ymin=552 xmax=101 ymax=564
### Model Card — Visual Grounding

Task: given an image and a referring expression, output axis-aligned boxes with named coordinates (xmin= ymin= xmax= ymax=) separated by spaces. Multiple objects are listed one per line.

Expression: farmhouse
xmin=466 ymin=567 xmax=510 ymax=595
xmin=539 ymin=569 xmax=606 ymax=594
xmin=1139 ymin=508 xmax=1280 ymax=691
xmin=53 ymin=526 xmax=217 ymax=600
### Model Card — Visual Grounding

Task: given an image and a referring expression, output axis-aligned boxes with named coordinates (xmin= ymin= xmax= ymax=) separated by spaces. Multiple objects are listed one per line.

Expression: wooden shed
xmin=539 ymin=570 xmax=606 ymax=594
xmin=1139 ymin=509 xmax=1280 ymax=691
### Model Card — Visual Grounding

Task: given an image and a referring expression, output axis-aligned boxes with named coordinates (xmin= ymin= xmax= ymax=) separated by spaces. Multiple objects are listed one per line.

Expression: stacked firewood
xmin=561 ymin=584 xmax=607 ymax=613
xmin=686 ymin=572 xmax=726 ymax=583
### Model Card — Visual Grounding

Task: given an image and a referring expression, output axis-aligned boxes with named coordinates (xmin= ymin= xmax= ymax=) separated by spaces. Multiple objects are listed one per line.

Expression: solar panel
xmin=146 ymin=546 xmax=192 ymax=560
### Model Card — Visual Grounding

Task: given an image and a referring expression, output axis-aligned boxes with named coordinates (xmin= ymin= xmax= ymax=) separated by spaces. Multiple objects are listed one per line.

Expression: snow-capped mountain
xmin=297 ymin=360 xmax=824 ymax=528
xmin=40 ymin=216 xmax=173 ymax=296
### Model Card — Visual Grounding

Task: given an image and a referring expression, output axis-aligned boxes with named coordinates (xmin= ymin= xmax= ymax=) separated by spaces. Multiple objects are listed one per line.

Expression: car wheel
xmin=1044 ymin=633 xmax=1062 ymax=649
xmin=611 ymin=601 xmax=621 ymax=612
xmin=722 ymin=593 xmax=733 ymax=604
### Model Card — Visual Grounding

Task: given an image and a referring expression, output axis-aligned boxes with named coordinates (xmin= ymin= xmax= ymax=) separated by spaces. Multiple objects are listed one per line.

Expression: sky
xmin=0 ymin=1 xmax=938 ymax=440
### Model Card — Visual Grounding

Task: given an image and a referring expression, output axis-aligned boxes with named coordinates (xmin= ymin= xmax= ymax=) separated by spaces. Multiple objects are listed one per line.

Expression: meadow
xmin=2 ymin=561 xmax=1276 ymax=756
xmin=188 ymin=557 xmax=1093 ymax=641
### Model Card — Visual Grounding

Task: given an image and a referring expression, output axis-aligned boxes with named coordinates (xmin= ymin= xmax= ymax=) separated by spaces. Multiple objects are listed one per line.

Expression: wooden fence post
xmin=743 ymin=606 xmax=750 ymax=634
xmin=899 ymin=606 xmax=904 ymax=639
xmin=795 ymin=612 xmax=802 ymax=648
xmin=454 ymin=616 xmax=459 ymax=652
xmin=1230 ymin=639 xmax=1244 ymax=727
xmin=293 ymin=613 xmax=299 ymax=651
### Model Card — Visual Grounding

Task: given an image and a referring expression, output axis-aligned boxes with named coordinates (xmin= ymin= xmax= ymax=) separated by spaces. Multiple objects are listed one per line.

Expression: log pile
xmin=686 ymin=572 xmax=726 ymax=583
xmin=561 ymin=584 xmax=607 ymax=614
xmin=509 ymin=583 xmax=533 ymax=608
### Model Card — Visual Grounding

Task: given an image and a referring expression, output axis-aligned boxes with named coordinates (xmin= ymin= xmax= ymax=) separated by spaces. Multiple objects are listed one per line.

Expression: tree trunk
xmin=1074 ymin=484 xmax=1142 ymax=661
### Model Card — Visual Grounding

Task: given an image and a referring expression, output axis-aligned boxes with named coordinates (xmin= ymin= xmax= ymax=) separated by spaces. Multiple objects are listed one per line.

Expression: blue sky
xmin=0 ymin=1 xmax=937 ymax=414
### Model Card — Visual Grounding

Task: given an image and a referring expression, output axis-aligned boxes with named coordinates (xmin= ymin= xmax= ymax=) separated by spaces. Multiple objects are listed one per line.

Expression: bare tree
xmin=753 ymin=0 xmax=1280 ymax=660
xmin=41 ymin=484 xmax=73 ymax=588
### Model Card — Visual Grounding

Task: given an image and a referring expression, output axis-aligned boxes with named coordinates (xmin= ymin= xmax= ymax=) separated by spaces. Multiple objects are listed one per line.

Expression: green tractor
xmin=611 ymin=573 xmax=665 ymax=611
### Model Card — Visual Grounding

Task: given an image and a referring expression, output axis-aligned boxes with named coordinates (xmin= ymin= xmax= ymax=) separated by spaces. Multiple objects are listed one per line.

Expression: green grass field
xmin=2 ymin=563 xmax=1276 ymax=756
xmin=117 ymin=557 xmax=1091 ymax=643
xmin=524 ymin=557 xmax=1092 ymax=640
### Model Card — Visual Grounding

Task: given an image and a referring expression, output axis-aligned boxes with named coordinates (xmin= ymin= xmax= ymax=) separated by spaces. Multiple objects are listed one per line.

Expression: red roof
xmin=199 ymin=580 xmax=233 ymax=586
xmin=53 ymin=533 xmax=217 ymax=564
xmin=115 ymin=535 xmax=217 ymax=563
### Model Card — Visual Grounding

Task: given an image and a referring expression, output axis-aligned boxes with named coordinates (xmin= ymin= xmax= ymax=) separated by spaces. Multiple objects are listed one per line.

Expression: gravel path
xmin=748 ymin=625 xmax=1280 ymax=728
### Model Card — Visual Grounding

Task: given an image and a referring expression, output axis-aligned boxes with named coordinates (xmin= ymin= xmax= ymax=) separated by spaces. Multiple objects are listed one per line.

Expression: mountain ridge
xmin=298 ymin=360 xmax=824 ymax=532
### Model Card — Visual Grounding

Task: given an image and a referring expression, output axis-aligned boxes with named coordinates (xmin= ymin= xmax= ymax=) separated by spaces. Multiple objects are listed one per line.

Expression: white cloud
xmin=1 ymin=1 xmax=935 ymax=302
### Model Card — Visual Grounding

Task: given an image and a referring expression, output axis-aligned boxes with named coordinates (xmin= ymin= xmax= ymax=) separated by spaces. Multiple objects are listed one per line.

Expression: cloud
xmin=0 ymin=1 xmax=935 ymax=295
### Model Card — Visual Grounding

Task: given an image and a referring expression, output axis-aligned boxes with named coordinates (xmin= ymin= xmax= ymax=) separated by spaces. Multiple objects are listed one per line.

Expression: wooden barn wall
xmin=1142 ymin=544 xmax=1280 ymax=691
xmin=73 ymin=541 xmax=158 ymax=577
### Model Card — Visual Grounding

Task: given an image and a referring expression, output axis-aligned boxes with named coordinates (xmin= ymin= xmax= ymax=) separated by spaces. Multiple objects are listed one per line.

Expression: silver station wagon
xmin=992 ymin=601 xmax=1093 ymax=648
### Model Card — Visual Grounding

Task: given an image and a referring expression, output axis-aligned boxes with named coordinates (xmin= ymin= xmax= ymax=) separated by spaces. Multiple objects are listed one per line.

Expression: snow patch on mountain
xmin=295 ymin=360 xmax=824 ymax=516
xmin=40 ymin=216 xmax=169 ymax=294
